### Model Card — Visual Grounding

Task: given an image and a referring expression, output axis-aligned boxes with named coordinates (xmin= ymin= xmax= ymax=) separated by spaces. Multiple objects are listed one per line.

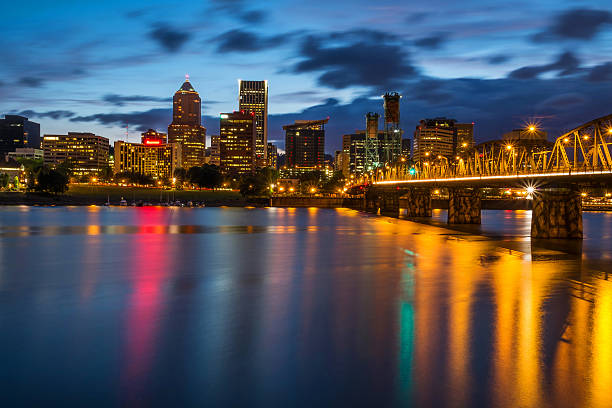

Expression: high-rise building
xmin=413 ymin=118 xmax=457 ymax=163
xmin=238 ymin=80 xmax=268 ymax=165
xmin=219 ymin=111 xmax=256 ymax=175
xmin=344 ymin=130 xmax=393 ymax=175
xmin=42 ymin=132 xmax=109 ymax=176
xmin=382 ymin=92 xmax=402 ymax=163
xmin=209 ymin=135 xmax=221 ymax=166
xmin=0 ymin=115 xmax=40 ymax=156
xmin=267 ymin=142 xmax=278 ymax=169
xmin=114 ymin=140 xmax=182 ymax=180
xmin=455 ymin=123 xmax=474 ymax=156
xmin=141 ymin=129 xmax=167 ymax=145
xmin=284 ymin=119 xmax=328 ymax=168
xmin=168 ymin=77 xmax=206 ymax=170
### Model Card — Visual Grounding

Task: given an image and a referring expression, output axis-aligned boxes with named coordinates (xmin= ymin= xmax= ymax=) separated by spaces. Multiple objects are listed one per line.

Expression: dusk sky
xmin=2 ymin=0 xmax=612 ymax=152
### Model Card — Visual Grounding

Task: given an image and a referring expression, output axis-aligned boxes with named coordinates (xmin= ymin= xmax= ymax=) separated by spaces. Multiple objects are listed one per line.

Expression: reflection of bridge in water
xmin=350 ymin=114 xmax=612 ymax=239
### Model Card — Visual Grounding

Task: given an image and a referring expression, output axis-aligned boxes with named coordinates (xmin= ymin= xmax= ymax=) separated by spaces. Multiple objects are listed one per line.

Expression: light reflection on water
xmin=0 ymin=206 xmax=611 ymax=407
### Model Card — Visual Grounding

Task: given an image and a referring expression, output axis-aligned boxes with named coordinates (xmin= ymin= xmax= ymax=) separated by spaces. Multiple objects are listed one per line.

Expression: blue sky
xmin=2 ymin=0 xmax=612 ymax=152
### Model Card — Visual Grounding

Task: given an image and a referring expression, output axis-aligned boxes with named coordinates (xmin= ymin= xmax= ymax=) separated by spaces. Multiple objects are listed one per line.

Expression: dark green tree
xmin=37 ymin=167 xmax=69 ymax=194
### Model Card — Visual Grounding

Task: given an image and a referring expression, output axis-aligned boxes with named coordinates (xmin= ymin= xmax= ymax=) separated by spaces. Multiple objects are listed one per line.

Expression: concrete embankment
xmin=270 ymin=196 xmax=533 ymax=210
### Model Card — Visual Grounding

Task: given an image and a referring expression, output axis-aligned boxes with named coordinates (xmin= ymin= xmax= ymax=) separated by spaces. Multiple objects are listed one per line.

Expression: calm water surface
xmin=1 ymin=206 xmax=612 ymax=407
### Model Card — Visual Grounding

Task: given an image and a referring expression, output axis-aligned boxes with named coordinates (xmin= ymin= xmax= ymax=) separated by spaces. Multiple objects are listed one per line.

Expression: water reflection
xmin=0 ymin=207 xmax=611 ymax=407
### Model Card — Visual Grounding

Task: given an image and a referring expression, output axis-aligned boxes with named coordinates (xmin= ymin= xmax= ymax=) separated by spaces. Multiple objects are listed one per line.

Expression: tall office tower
xmin=364 ymin=112 xmax=380 ymax=171
xmin=413 ymin=118 xmax=457 ymax=163
xmin=382 ymin=92 xmax=402 ymax=164
xmin=455 ymin=123 xmax=474 ymax=157
xmin=0 ymin=114 xmax=40 ymax=156
xmin=114 ymin=140 xmax=182 ymax=180
xmin=283 ymin=119 xmax=328 ymax=168
xmin=42 ymin=132 xmax=109 ymax=176
xmin=219 ymin=111 xmax=256 ymax=175
xmin=210 ymin=135 xmax=221 ymax=166
xmin=141 ymin=129 xmax=167 ymax=145
xmin=266 ymin=142 xmax=278 ymax=169
xmin=238 ymin=80 xmax=268 ymax=165
xmin=168 ymin=76 xmax=207 ymax=170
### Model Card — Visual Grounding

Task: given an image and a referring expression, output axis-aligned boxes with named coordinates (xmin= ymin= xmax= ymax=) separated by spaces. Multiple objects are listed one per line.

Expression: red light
xmin=143 ymin=139 xmax=161 ymax=145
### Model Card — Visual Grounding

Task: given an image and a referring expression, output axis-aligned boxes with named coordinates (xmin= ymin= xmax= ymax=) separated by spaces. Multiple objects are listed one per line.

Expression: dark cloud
xmin=214 ymin=29 xmax=286 ymax=53
xmin=587 ymin=62 xmax=612 ymax=82
xmin=414 ymin=34 xmax=448 ymax=49
xmin=536 ymin=93 xmax=587 ymax=111
xmin=70 ymin=108 xmax=172 ymax=132
xmin=508 ymin=52 xmax=580 ymax=79
xmin=103 ymin=94 xmax=171 ymax=106
xmin=533 ymin=8 xmax=612 ymax=41
xmin=487 ymin=54 xmax=511 ymax=65
xmin=240 ymin=10 xmax=265 ymax=24
xmin=18 ymin=77 xmax=45 ymax=88
xmin=408 ymin=79 xmax=453 ymax=104
xmin=149 ymin=24 xmax=191 ymax=52
xmin=292 ymin=30 xmax=417 ymax=90
xmin=18 ymin=110 xmax=75 ymax=120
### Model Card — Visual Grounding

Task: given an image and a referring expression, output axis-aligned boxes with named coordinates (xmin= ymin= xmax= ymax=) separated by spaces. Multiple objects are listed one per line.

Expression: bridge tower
xmin=365 ymin=112 xmax=380 ymax=172
xmin=383 ymin=92 xmax=402 ymax=164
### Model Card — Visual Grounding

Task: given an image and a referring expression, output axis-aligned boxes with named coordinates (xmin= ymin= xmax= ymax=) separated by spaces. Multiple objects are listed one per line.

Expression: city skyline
xmin=2 ymin=1 xmax=612 ymax=152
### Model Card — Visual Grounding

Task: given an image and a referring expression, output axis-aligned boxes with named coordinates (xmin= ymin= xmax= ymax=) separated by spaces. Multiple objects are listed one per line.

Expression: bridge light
xmin=455 ymin=156 xmax=460 ymax=160
xmin=526 ymin=186 xmax=535 ymax=194
xmin=608 ymin=128 xmax=612 ymax=134
xmin=289 ymin=187 xmax=294 ymax=192
xmin=400 ymin=157 xmax=406 ymax=162
xmin=434 ymin=189 xmax=440 ymax=194
xmin=563 ymin=138 xmax=569 ymax=143
xmin=581 ymin=192 xmax=588 ymax=197
xmin=583 ymin=135 xmax=589 ymax=140
xmin=279 ymin=186 xmax=285 ymax=192
xmin=437 ymin=155 xmax=442 ymax=159
xmin=506 ymin=144 xmax=512 ymax=150
xmin=425 ymin=152 xmax=430 ymax=157
xmin=462 ymin=142 xmax=467 ymax=147
xmin=528 ymin=126 xmax=535 ymax=132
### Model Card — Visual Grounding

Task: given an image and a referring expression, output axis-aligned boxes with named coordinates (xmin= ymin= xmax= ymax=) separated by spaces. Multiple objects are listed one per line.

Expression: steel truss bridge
xmin=348 ymin=114 xmax=612 ymax=239
xmin=368 ymin=114 xmax=612 ymax=187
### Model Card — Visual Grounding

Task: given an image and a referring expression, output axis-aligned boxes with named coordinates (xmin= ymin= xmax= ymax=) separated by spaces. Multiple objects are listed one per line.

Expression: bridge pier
xmin=400 ymin=188 xmax=432 ymax=217
xmin=448 ymin=188 xmax=481 ymax=224
xmin=380 ymin=191 xmax=400 ymax=217
xmin=531 ymin=189 xmax=583 ymax=239
xmin=364 ymin=190 xmax=379 ymax=213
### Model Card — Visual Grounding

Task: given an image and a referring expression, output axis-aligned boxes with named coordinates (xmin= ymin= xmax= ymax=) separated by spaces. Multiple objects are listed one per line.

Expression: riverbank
xmin=0 ymin=186 xmax=268 ymax=206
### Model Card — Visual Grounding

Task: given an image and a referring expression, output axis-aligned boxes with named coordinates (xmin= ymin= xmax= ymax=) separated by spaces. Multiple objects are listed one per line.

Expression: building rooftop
xmin=282 ymin=118 xmax=329 ymax=130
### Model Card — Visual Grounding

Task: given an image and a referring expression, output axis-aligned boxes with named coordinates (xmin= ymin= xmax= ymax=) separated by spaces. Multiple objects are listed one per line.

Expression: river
xmin=0 ymin=206 xmax=611 ymax=407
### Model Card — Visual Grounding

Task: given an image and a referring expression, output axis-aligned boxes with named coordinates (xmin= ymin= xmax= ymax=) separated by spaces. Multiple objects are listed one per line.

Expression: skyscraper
xmin=0 ymin=115 xmax=40 ymax=156
xmin=283 ymin=119 xmax=327 ymax=168
xmin=238 ymin=80 xmax=268 ymax=166
xmin=219 ymin=111 xmax=256 ymax=175
xmin=413 ymin=118 xmax=456 ymax=162
xmin=168 ymin=76 xmax=206 ymax=170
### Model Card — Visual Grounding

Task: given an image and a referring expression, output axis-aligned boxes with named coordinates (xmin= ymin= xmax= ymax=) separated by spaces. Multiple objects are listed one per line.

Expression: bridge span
xmin=349 ymin=114 xmax=612 ymax=239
